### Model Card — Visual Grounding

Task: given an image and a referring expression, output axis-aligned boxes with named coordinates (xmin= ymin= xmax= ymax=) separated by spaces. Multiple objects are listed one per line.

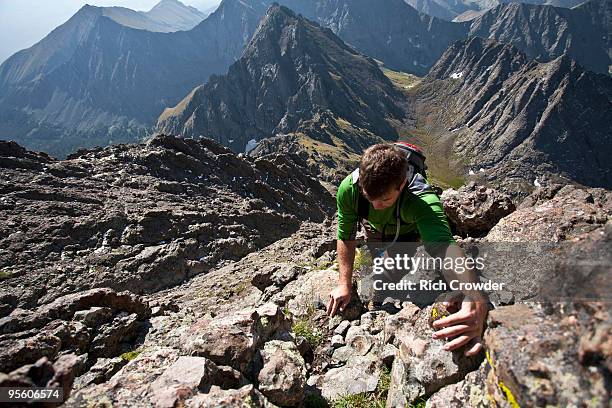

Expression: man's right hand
xmin=327 ymin=283 xmax=352 ymax=317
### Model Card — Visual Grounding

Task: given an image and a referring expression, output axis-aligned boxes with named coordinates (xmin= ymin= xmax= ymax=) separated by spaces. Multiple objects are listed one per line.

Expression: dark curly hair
xmin=359 ymin=144 xmax=408 ymax=199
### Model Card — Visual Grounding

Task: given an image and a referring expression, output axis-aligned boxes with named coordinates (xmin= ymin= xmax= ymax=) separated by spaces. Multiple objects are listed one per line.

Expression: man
xmin=326 ymin=143 xmax=487 ymax=356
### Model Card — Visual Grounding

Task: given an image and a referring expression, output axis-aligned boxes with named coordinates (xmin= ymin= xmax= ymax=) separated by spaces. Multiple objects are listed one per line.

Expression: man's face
xmin=364 ymin=177 xmax=408 ymax=210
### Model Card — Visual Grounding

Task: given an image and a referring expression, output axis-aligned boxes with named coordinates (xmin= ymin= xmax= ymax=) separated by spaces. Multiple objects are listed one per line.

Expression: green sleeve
xmin=336 ymin=174 xmax=359 ymax=241
xmin=402 ymin=191 xmax=456 ymax=244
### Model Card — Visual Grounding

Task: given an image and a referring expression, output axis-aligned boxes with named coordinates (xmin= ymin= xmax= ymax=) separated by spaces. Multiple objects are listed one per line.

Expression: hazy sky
xmin=0 ymin=0 xmax=221 ymax=64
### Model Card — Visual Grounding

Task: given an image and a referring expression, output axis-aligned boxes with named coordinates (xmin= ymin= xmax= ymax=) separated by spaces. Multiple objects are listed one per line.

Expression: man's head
xmin=359 ymin=143 xmax=409 ymax=210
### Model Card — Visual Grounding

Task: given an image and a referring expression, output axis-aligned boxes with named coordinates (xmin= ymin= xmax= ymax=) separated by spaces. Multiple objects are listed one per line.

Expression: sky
xmin=0 ymin=0 xmax=221 ymax=64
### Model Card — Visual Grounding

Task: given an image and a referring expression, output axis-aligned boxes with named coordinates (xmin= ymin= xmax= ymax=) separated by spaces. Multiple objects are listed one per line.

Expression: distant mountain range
xmin=415 ymin=36 xmax=612 ymax=194
xmin=101 ymin=0 xmax=207 ymax=32
xmin=0 ymin=0 xmax=266 ymax=157
xmin=403 ymin=0 xmax=589 ymax=21
xmin=0 ymin=0 xmax=609 ymax=159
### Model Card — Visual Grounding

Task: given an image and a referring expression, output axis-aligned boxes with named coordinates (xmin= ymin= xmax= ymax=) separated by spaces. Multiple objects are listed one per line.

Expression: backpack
xmin=352 ymin=141 xmax=429 ymax=221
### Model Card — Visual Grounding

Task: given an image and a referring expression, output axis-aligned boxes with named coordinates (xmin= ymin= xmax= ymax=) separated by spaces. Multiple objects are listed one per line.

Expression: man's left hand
xmin=431 ymin=296 xmax=487 ymax=356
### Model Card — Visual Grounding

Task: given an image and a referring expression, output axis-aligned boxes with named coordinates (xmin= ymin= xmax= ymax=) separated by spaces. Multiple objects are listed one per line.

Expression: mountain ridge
xmin=414 ymin=36 xmax=612 ymax=196
xmin=157 ymin=4 xmax=407 ymax=158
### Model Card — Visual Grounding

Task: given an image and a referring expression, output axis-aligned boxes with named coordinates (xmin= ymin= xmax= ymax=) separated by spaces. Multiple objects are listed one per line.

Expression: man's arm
xmin=326 ymin=239 xmax=356 ymax=316
xmin=407 ymin=192 xmax=487 ymax=356
xmin=432 ymin=243 xmax=488 ymax=356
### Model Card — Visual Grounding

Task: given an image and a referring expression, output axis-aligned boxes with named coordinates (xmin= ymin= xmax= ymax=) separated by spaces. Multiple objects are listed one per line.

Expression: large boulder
xmin=441 ymin=183 xmax=515 ymax=237
xmin=182 ymin=303 xmax=290 ymax=374
xmin=485 ymin=184 xmax=610 ymax=242
xmin=386 ymin=302 xmax=481 ymax=407
xmin=428 ymin=301 xmax=610 ymax=408
xmin=257 ymin=340 xmax=307 ymax=406
xmin=150 ymin=356 xmax=219 ymax=408
xmin=276 ymin=268 xmax=365 ymax=321
xmin=316 ymin=353 xmax=383 ymax=401
xmin=182 ymin=310 xmax=263 ymax=373
xmin=148 ymin=356 xmax=246 ymax=408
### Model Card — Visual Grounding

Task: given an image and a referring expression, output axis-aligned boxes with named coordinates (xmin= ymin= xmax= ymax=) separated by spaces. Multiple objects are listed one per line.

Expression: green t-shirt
xmin=336 ymin=172 xmax=455 ymax=243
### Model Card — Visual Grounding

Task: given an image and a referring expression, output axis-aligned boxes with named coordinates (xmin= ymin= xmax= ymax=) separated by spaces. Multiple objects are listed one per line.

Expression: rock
xmin=0 ymin=332 xmax=62 ymax=373
xmin=360 ymin=311 xmax=387 ymax=334
xmin=281 ymin=268 xmax=365 ymax=320
xmin=73 ymin=307 xmax=113 ymax=327
xmin=480 ymin=303 xmax=610 ymax=407
xmin=184 ymin=384 xmax=277 ymax=408
xmin=0 ymin=354 xmax=78 ymax=407
xmin=148 ymin=299 xmax=179 ymax=317
xmin=251 ymin=263 xmax=305 ymax=291
xmin=333 ymin=320 xmax=351 ymax=336
xmin=0 ymin=288 xmax=151 ymax=375
xmin=330 ymin=335 xmax=344 ymax=348
xmin=74 ymin=357 xmax=126 ymax=388
xmin=89 ymin=312 xmax=141 ymax=358
xmin=345 ymin=326 xmax=375 ymax=356
xmin=485 ymin=184 xmax=611 ymax=242
xmin=257 ymin=340 xmax=307 ymax=406
xmin=256 ymin=303 xmax=291 ymax=341
xmin=211 ymin=365 xmax=249 ymax=390
xmin=427 ymin=301 xmax=452 ymax=327
xmin=386 ymin=304 xmax=481 ymax=406
xmin=426 ymin=359 xmax=497 ymax=408
xmin=327 ymin=315 xmax=343 ymax=331
xmin=381 ymin=344 xmax=398 ymax=368
xmin=149 ymin=356 xmax=219 ymax=408
xmin=48 ymin=354 xmax=79 ymax=403
xmin=383 ymin=302 xmax=420 ymax=344
xmin=0 ymin=288 xmax=150 ymax=336
xmin=441 ymin=183 xmax=516 ymax=237
xmin=331 ymin=345 xmax=357 ymax=363
xmin=182 ymin=309 xmax=263 ymax=372
xmin=317 ymin=354 xmax=382 ymax=400
xmin=479 ymin=209 xmax=611 ymax=303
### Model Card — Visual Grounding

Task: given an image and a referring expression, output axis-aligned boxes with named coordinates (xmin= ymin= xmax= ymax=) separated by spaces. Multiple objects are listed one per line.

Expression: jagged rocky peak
xmin=427 ymin=36 xmax=529 ymax=83
xmin=157 ymin=3 xmax=404 ymax=154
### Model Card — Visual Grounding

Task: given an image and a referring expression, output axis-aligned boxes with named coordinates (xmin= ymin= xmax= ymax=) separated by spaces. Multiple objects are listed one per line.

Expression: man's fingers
xmin=433 ymin=324 xmax=470 ymax=339
xmin=443 ymin=334 xmax=471 ymax=351
xmin=327 ymin=296 xmax=337 ymax=316
xmin=464 ymin=338 xmax=483 ymax=356
xmin=340 ymin=296 xmax=351 ymax=311
xmin=433 ymin=309 xmax=473 ymax=328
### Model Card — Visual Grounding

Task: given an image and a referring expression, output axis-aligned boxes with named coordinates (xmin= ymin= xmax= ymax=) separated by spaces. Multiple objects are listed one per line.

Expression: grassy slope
xmin=382 ymin=68 xmax=466 ymax=189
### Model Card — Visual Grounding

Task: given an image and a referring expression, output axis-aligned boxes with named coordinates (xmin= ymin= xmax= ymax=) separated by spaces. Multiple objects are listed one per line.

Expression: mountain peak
xmin=256 ymin=3 xmax=300 ymax=29
xmin=427 ymin=36 xmax=529 ymax=83
xmin=157 ymin=4 xmax=404 ymax=154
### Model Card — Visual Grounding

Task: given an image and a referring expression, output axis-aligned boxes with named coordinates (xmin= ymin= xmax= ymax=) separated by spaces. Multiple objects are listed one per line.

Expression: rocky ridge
xmin=0 ymin=134 xmax=333 ymax=315
xmin=1 ymin=138 xmax=610 ymax=406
